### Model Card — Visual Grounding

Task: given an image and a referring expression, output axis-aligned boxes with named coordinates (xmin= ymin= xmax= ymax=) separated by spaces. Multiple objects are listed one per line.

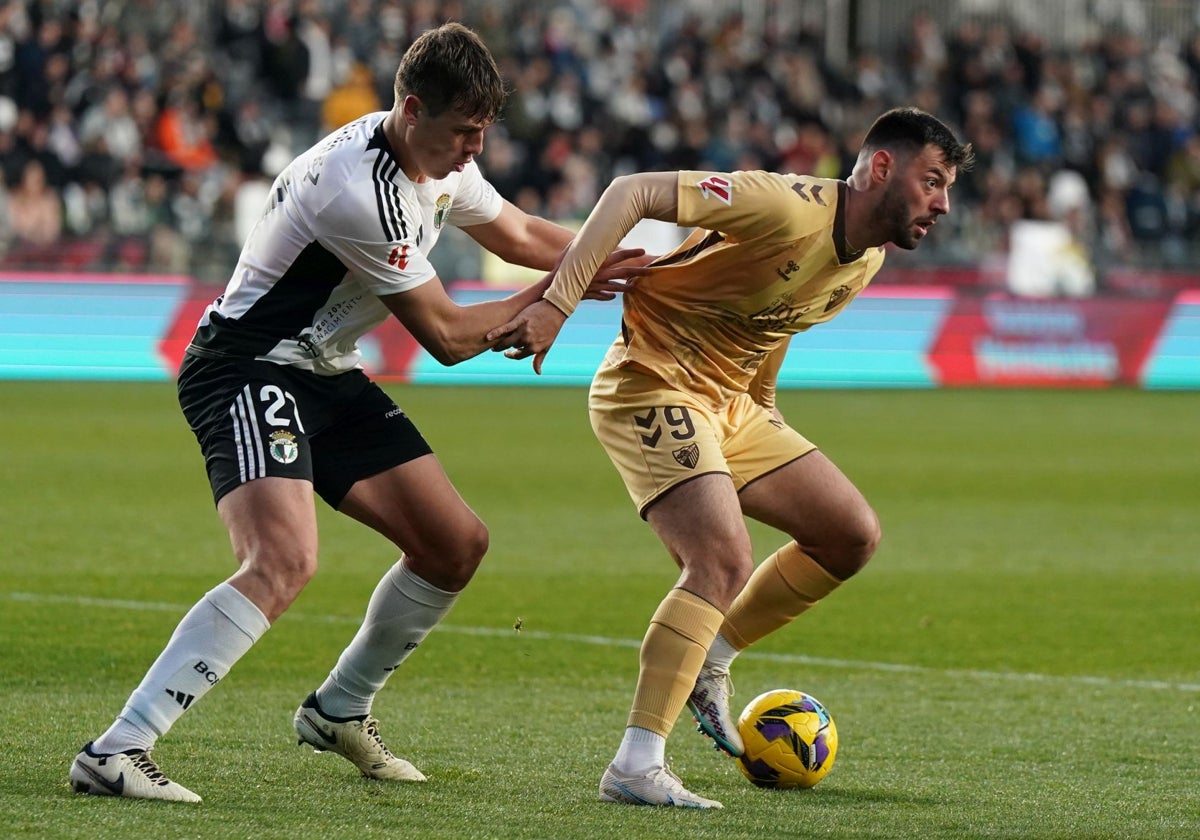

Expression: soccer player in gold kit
xmin=489 ymin=107 xmax=973 ymax=808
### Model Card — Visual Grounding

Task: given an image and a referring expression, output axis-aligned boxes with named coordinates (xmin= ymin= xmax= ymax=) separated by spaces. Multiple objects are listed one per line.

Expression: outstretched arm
xmin=381 ymin=247 xmax=648 ymax=367
xmin=543 ymin=171 xmax=679 ymax=316
xmin=380 ymin=274 xmax=550 ymax=366
xmin=486 ymin=172 xmax=679 ymax=372
xmin=460 ymin=199 xmax=573 ymax=270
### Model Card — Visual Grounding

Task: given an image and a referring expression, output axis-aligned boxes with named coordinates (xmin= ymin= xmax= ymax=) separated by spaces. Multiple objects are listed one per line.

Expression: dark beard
xmin=874 ymin=182 xmax=920 ymax=250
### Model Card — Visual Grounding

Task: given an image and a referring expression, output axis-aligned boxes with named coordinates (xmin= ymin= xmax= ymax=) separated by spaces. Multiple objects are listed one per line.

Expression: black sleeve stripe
xmin=371 ymin=151 xmax=408 ymax=243
xmin=371 ymin=151 xmax=397 ymax=241
xmin=383 ymin=158 xmax=409 ymax=240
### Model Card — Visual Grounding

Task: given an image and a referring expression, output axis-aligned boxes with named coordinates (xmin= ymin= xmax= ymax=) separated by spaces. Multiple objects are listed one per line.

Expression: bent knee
xmin=808 ymin=507 xmax=881 ymax=580
xmin=458 ymin=517 xmax=490 ymax=566
xmin=677 ymin=545 xmax=754 ymax=606
xmin=408 ymin=516 xmax=489 ymax=591
xmin=856 ymin=506 xmax=883 ymax=555
xmin=241 ymin=541 xmax=318 ymax=580
xmin=237 ymin=547 xmax=318 ymax=615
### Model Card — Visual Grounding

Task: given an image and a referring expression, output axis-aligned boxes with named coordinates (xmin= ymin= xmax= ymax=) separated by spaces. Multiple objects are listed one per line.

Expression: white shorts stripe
xmin=230 ymin=387 xmax=262 ymax=481
xmin=230 ymin=396 xmax=251 ymax=481
xmin=243 ymin=385 xmax=266 ymax=475
xmin=229 ymin=403 xmax=243 ymax=481
xmin=239 ymin=389 xmax=257 ymax=478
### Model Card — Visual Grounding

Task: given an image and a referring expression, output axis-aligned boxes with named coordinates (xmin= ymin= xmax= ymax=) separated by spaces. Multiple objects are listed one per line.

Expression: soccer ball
xmin=736 ymin=689 xmax=838 ymax=789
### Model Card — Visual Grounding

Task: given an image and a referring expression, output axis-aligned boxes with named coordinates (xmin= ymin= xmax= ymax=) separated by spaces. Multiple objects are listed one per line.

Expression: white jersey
xmin=187 ymin=112 xmax=503 ymax=374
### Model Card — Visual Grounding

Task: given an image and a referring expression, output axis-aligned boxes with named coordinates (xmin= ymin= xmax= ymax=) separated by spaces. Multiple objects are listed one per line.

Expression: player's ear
xmin=871 ymin=149 xmax=894 ymax=184
xmin=401 ymin=95 xmax=423 ymax=125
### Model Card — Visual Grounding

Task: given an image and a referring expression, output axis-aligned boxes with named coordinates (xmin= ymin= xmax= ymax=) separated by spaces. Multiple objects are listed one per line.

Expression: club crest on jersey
xmin=824 ymin=284 xmax=851 ymax=312
xmin=672 ymin=443 xmax=700 ymax=469
xmin=697 ymin=175 xmax=732 ymax=205
xmin=268 ymin=430 xmax=299 ymax=464
xmin=433 ymin=193 xmax=452 ymax=230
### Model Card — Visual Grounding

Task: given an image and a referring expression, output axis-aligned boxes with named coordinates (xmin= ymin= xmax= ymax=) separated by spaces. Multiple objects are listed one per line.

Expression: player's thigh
xmin=307 ymin=378 xmax=433 ymax=509
xmin=337 ymin=454 xmax=486 ymax=564
xmin=644 ymin=472 xmax=755 ymax=607
xmin=723 ymin=394 xmax=877 ymax=549
xmin=178 ymin=355 xmax=317 ymax=505
xmin=217 ymin=476 xmax=319 ymax=573
xmin=310 ymin=381 xmax=482 ymax=562
xmin=737 ymin=448 xmax=879 ymax=551
xmin=589 ymin=365 xmax=730 ymax=519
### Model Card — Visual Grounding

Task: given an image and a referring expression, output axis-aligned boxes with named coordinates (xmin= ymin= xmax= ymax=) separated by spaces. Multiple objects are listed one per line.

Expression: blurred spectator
xmin=1097 ymin=187 xmax=1135 ymax=263
xmin=155 ymin=91 xmax=218 ymax=173
xmin=12 ymin=106 xmax=66 ymax=187
xmin=9 ymin=158 xmax=61 ymax=246
xmin=261 ymin=5 xmax=311 ymax=138
xmin=1165 ymin=133 xmax=1200 ymax=236
xmin=778 ymin=122 xmax=840 ymax=181
xmin=220 ymin=96 xmax=273 ymax=175
xmin=45 ymin=103 xmax=81 ymax=171
xmin=1012 ymin=85 xmax=1062 ymax=166
xmin=2 ymin=0 xmax=1200 ymax=285
xmin=62 ymin=177 xmax=110 ymax=237
xmin=906 ymin=10 xmax=947 ymax=90
xmin=78 ymin=87 xmax=141 ymax=168
xmin=0 ymin=169 xmax=10 ymax=255
xmin=477 ymin=125 xmax=528 ymax=202
xmin=295 ymin=1 xmax=333 ymax=142
xmin=109 ymin=159 xmax=151 ymax=239
xmin=14 ymin=16 xmax=64 ymax=118
xmin=321 ymin=62 xmax=381 ymax=134
xmin=144 ymin=172 xmax=189 ymax=272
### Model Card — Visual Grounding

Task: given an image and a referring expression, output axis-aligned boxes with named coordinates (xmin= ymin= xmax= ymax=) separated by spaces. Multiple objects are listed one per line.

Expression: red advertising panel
xmin=928 ymin=295 xmax=1173 ymax=386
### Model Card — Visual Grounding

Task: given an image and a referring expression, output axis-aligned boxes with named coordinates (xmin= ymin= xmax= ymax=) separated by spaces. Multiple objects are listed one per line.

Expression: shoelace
xmin=129 ymin=752 xmax=170 ymax=786
xmin=363 ymin=717 xmax=396 ymax=758
xmin=716 ymin=670 xmax=735 ymax=699
xmin=698 ymin=672 xmax=735 ymax=721
xmin=656 ymin=765 xmax=687 ymax=792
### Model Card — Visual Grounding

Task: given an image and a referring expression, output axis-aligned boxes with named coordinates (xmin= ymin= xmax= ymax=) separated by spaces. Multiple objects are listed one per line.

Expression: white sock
xmin=612 ymin=726 xmax=666 ymax=774
xmin=703 ymin=632 xmax=740 ymax=672
xmin=315 ymin=560 xmax=458 ymax=719
xmin=92 ymin=582 xmax=269 ymax=754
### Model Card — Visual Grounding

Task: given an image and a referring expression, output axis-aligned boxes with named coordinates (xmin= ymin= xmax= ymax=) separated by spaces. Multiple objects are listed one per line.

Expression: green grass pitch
xmin=1 ymin=382 xmax=1197 ymax=839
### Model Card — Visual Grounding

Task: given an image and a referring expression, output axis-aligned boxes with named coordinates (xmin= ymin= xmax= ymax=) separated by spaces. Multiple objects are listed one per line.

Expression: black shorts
xmin=177 ymin=354 xmax=433 ymax=508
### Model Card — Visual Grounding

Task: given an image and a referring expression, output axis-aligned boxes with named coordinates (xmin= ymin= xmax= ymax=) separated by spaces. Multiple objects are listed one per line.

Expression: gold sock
xmin=721 ymin=543 xmax=842 ymax=650
xmin=627 ymin=588 xmax=724 ymax=735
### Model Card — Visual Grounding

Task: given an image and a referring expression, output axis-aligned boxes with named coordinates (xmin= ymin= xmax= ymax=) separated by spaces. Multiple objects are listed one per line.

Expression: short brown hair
xmin=393 ymin=22 xmax=507 ymax=123
xmin=862 ymin=107 xmax=975 ymax=172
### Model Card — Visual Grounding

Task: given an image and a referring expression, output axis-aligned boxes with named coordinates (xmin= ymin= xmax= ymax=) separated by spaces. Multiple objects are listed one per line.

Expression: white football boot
xmin=70 ymin=742 xmax=202 ymax=803
xmin=599 ymin=762 xmax=723 ymax=809
xmin=687 ymin=666 xmax=744 ymax=756
xmin=293 ymin=692 xmax=426 ymax=781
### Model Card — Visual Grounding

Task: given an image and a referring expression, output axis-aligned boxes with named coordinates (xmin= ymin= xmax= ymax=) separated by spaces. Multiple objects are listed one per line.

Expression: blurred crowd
xmin=2 ymin=0 xmax=1200 ymax=287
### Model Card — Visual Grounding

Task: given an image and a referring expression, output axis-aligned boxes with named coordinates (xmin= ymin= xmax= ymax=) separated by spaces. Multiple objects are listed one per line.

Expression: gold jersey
xmin=606 ymin=170 xmax=886 ymax=409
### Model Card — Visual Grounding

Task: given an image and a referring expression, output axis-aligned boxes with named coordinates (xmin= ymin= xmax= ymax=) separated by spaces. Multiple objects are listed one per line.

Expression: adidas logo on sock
xmin=165 ymin=689 xmax=196 ymax=709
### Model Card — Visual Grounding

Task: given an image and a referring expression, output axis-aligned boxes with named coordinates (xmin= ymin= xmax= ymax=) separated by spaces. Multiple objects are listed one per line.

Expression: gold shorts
xmin=588 ymin=361 xmax=817 ymax=517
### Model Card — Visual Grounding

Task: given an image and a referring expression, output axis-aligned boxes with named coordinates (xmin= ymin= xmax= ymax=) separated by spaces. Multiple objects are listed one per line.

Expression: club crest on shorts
xmin=268 ymin=430 xmax=299 ymax=464
xmin=672 ymin=443 xmax=700 ymax=469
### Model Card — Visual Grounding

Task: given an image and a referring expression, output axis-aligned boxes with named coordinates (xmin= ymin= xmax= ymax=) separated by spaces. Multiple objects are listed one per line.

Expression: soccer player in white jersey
xmin=69 ymin=23 xmax=642 ymax=803
xmin=489 ymin=108 xmax=973 ymax=807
